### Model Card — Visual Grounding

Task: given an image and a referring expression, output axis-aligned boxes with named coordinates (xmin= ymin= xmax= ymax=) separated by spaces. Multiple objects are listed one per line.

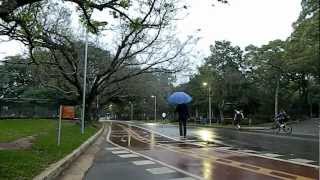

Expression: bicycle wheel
xmin=284 ymin=126 xmax=292 ymax=135
xmin=276 ymin=127 xmax=281 ymax=134
xmin=272 ymin=122 xmax=280 ymax=134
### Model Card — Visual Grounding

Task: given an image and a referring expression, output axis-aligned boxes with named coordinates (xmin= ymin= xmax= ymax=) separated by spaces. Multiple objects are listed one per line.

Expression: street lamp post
xmin=151 ymin=95 xmax=157 ymax=121
xmin=129 ymin=101 xmax=133 ymax=121
xmin=81 ymin=29 xmax=88 ymax=134
xmin=203 ymin=82 xmax=212 ymax=125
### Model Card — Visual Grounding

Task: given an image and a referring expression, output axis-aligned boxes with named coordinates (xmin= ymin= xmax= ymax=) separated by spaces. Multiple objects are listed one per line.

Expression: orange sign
xmin=62 ymin=106 xmax=75 ymax=119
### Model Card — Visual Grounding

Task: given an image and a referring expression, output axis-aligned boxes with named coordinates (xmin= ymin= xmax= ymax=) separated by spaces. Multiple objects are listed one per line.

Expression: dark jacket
xmin=175 ymin=104 xmax=189 ymax=119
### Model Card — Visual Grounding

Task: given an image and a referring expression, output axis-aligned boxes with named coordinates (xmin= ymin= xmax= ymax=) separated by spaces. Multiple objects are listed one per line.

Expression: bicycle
xmin=272 ymin=118 xmax=293 ymax=135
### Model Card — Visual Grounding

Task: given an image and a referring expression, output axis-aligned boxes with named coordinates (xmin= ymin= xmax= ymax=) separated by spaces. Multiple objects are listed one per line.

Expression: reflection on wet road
xmin=106 ymin=122 xmax=319 ymax=180
xmin=136 ymin=123 xmax=319 ymax=164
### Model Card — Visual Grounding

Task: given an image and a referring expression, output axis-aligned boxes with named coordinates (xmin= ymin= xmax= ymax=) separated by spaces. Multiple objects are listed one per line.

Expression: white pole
xmin=81 ymin=30 xmax=88 ymax=134
xmin=58 ymin=105 xmax=62 ymax=146
xmin=209 ymin=86 xmax=212 ymax=125
xmin=154 ymin=96 xmax=157 ymax=121
xmin=130 ymin=102 xmax=133 ymax=121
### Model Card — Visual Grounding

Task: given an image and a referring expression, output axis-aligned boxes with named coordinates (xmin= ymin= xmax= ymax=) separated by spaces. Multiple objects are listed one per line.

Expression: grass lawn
xmin=0 ymin=119 xmax=98 ymax=180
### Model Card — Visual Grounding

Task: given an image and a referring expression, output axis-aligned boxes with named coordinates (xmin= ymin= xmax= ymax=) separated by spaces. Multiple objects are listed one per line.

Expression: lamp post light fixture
xmin=151 ymin=95 xmax=157 ymax=121
xmin=203 ymin=82 xmax=212 ymax=125
xmin=129 ymin=101 xmax=133 ymax=121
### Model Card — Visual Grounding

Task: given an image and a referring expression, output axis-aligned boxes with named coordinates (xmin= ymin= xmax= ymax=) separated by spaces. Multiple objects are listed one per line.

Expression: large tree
xmin=205 ymin=40 xmax=244 ymax=122
xmin=0 ymin=0 xmax=195 ymax=121
xmin=186 ymin=40 xmax=245 ymax=122
xmin=244 ymin=40 xmax=289 ymax=116
xmin=285 ymin=0 xmax=320 ymax=116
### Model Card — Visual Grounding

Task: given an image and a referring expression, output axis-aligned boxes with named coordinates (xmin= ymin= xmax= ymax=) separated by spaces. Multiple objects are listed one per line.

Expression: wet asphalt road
xmin=86 ymin=121 xmax=319 ymax=180
xmin=134 ymin=123 xmax=319 ymax=165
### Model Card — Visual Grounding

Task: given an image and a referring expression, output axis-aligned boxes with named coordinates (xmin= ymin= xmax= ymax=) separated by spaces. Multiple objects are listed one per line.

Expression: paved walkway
xmin=58 ymin=129 xmax=106 ymax=180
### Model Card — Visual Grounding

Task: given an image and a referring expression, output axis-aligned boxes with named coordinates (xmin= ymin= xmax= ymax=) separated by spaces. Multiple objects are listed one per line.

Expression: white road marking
xmin=111 ymin=150 xmax=130 ymax=154
xmin=183 ymin=140 xmax=199 ymax=142
xmin=168 ymin=178 xmax=196 ymax=180
xmin=262 ymin=153 xmax=283 ymax=158
xmin=132 ymin=160 xmax=156 ymax=165
xmin=215 ymin=146 xmax=232 ymax=150
xmin=105 ymin=147 xmax=123 ymax=151
xmin=106 ymin=125 xmax=212 ymax=179
xmin=288 ymin=158 xmax=315 ymax=164
xmin=108 ymin=121 xmax=319 ymax=169
xmin=146 ymin=167 xmax=176 ymax=175
xmin=118 ymin=154 xmax=140 ymax=158
xmin=240 ymin=149 xmax=258 ymax=153
xmin=211 ymin=140 xmax=225 ymax=144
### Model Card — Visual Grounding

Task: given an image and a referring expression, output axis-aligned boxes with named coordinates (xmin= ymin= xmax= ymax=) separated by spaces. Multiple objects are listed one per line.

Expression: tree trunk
xmin=310 ymin=103 xmax=313 ymax=118
xmin=318 ymin=103 xmax=320 ymax=118
xmin=85 ymin=103 xmax=92 ymax=122
xmin=274 ymin=77 xmax=280 ymax=118
xmin=195 ymin=107 xmax=199 ymax=118
xmin=84 ymin=96 xmax=95 ymax=122
xmin=219 ymin=109 xmax=224 ymax=124
xmin=218 ymin=100 xmax=225 ymax=124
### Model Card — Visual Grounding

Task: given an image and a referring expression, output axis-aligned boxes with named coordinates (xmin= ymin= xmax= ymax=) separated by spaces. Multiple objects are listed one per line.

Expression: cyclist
xmin=275 ymin=109 xmax=289 ymax=128
xmin=233 ymin=109 xmax=244 ymax=129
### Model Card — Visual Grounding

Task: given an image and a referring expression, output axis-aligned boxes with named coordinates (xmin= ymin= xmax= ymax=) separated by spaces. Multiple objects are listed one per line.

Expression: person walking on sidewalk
xmin=176 ymin=103 xmax=189 ymax=138
xmin=234 ymin=109 xmax=244 ymax=129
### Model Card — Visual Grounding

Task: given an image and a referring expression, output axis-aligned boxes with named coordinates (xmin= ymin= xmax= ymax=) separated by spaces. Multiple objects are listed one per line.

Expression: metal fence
xmin=0 ymin=98 xmax=59 ymax=119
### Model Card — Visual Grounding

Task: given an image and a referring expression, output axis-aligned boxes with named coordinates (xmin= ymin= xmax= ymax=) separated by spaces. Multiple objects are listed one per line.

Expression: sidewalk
xmin=57 ymin=129 xmax=106 ymax=180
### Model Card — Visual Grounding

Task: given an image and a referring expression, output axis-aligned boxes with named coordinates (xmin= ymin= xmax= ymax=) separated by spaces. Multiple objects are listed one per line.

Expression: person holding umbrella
xmin=167 ymin=92 xmax=192 ymax=139
xmin=175 ymin=103 xmax=189 ymax=138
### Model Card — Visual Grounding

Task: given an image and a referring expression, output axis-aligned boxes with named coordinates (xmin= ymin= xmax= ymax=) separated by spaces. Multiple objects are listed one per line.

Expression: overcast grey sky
xmin=177 ymin=0 xmax=301 ymax=57
xmin=0 ymin=0 xmax=301 ymax=63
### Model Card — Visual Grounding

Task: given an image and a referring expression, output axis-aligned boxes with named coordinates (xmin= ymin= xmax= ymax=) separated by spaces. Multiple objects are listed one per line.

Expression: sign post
xmin=57 ymin=105 xmax=62 ymax=146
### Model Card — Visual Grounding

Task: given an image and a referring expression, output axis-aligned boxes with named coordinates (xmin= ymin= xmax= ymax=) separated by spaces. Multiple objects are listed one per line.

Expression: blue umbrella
xmin=167 ymin=92 xmax=192 ymax=105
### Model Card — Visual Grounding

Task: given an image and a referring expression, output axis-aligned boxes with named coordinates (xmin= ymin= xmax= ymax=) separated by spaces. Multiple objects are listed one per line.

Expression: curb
xmin=33 ymin=126 xmax=104 ymax=180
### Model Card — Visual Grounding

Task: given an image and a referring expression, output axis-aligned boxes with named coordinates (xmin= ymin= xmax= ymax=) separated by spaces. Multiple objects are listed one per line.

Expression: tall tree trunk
xmin=274 ymin=77 xmax=280 ymax=118
xmin=195 ymin=107 xmax=199 ymax=118
xmin=219 ymin=109 xmax=224 ymax=124
xmin=85 ymin=103 xmax=92 ymax=122
xmin=309 ymin=101 xmax=313 ymax=118
xmin=84 ymin=96 xmax=95 ymax=122
xmin=318 ymin=103 xmax=320 ymax=118
xmin=218 ymin=100 xmax=225 ymax=124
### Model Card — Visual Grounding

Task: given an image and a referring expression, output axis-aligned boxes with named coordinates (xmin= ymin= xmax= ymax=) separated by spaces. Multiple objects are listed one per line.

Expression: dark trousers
xmin=179 ymin=117 xmax=187 ymax=137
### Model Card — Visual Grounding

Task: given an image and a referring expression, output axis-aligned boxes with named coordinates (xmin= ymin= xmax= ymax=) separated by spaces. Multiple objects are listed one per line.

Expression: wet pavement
xmin=133 ymin=122 xmax=319 ymax=166
xmin=86 ymin=121 xmax=319 ymax=180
